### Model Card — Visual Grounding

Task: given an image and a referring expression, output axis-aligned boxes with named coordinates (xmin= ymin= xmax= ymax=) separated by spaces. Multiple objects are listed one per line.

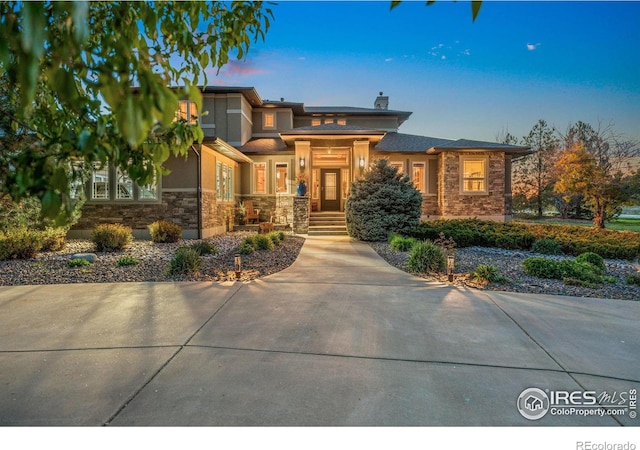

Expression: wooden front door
xmin=321 ymin=168 xmax=341 ymax=211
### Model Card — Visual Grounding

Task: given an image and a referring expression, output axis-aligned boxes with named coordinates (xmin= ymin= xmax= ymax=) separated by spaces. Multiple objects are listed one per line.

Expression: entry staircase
xmin=308 ymin=211 xmax=348 ymax=236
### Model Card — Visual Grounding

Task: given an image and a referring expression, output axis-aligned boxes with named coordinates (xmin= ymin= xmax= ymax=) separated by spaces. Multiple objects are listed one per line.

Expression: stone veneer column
xmin=293 ymin=196 xmax=310 ymax=234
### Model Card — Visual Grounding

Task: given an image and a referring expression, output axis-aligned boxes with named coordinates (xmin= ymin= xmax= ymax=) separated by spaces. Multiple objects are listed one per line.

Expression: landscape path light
xmin=234 ymin=253 xmax=242 ymax=281
xmin=447 ymin=255 xmax=455 ymax=282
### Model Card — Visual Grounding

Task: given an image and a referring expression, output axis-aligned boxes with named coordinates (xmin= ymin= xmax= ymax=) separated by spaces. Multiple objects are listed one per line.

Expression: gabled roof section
xmin=427 ymin=138 xmax=530 ymax=154
xmin=375 ymin=132 xmax=453 ymax=153
xmin=201 ymin=86 xmax=262 ymax=106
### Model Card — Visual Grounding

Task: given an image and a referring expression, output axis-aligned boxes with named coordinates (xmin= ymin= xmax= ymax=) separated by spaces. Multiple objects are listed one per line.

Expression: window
xmin=89 ymin=164 xmax=158 ymax=201
xmin=226 ymin=166 xmax=233 ymax=201
xmin=263 ymin=112 xmax=276 ymax=129
xmin=412 ymin=163 xmax=425 ymax=193
xmin=91 ymin=164 xmax=109 ymax=200
xmin=324 ymin=118 xmax=334 ymax=125
xmin=216 ymin=162 xmax=222 ymax=200
xmin=337 ymin=119 xmax=347 ymax=126
xmin=275 ymin=163 xmax=288 ymax=193
xmin=69 ymin=162 xmax=86 ymax=200
xmin=177 ymin=100 xmax=198 ymax=125
xmin=116 ymin=167 xmax=134 ymax=200
xmin=461 ymin=157 xmax=487 ymax=193
xmin=254 ymin=162 xmax=267 ymax=194
xmin=311 ymin=118 xmax=321 ymax=127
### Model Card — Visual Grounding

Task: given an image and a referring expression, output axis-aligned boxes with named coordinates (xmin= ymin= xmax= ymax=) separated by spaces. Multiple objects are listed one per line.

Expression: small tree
xmin=345 ymin=159 xmax=423 ymax=241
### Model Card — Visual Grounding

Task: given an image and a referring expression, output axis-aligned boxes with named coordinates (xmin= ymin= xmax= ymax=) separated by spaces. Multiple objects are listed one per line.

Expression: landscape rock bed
xmin=370 ymin=242 xmax=640 ymax=301
xmin=0 ymin=232 xmax=305 ymax=286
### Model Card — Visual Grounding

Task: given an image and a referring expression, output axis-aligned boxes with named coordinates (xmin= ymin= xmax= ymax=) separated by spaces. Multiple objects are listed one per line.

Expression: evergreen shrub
xmin=346 ymin=159 xmax=423 ymax=241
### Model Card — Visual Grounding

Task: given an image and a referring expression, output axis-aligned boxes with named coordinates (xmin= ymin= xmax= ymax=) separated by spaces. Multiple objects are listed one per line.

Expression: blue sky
xmin=209 ymin=1 xmax=640 ymax=143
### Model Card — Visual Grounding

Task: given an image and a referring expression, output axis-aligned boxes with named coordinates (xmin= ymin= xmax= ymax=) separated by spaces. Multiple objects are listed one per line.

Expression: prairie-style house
xmin=70 ymin=87 xmax=529 ymax=239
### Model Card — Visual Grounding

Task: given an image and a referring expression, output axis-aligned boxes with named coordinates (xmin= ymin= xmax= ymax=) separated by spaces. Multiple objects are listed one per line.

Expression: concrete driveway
xmin=0 ymin=236 xmax=638 ymax=426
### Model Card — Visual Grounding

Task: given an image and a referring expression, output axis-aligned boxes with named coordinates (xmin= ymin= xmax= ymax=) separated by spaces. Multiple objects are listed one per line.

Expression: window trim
xmin=88 ymin=164 xmax=160 ymax=203
xmin=459 ymin=155 xmax=488 ymax=195
xmin=390 ymin=160 xmax=404 ymax=174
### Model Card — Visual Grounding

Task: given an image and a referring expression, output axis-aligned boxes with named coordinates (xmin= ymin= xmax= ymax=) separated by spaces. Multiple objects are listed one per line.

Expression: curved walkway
xmin=0 ymin=236 xmax=638 ymax=426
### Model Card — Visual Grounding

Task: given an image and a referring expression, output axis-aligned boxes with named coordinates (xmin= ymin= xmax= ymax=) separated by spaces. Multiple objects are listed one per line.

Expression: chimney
xmin=374 ymin=91 xmax=389 ymax=110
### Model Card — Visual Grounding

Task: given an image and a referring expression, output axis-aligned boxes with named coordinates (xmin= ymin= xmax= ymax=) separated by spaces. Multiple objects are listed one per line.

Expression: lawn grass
xmin=515 ymin=217 xmax=640 ymax=233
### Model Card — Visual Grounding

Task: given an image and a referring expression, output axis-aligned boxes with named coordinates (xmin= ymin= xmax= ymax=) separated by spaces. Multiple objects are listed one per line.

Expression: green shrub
xmin=389 ymin=233 xmax=417 ymax=252
xmin=472 ymin=264 xmax=508 ymax=283
xmin=603 ymin=276 xmax=617 ymax=284
xmin=407 ymin=241 xmax=446 ymax=274
xmin=276 ymin=230 xmax=286 ymax=241
xmin=413 ymin=219 xmax=535 ymax=250
xmin=117 ymin=255 xmax=139 ymax=266
xmin=0 ymin=227 xmax=43 ymax=260
xmin=148 ymin=220 xmax=182 ymax=243
xmin=237 ymin=242 xmax=254 ymax=255
xmin=267 ymin=231 xmax=282 ymax=246
xmin=531 ymin=238 xmax=563 ymax=255
xmin=252 ymin=234 xmax=274 ymax=251
xmin=91 ymin=223 xmax=132 ymax=252
xmin=575 ymin=252 xmax=606 ymax=275
xmin=190 ymin=241 xmax=218 ymax=256
xmin=522 ymin=257 xmax=603 ymax=284
xmin=69 ymin=258 xmax=90 ymax=267
xmin=626 ymin=273 xmax=640 ymax=286
xmin=563 ymin=277 xmax=598 ymax=289
xmin=169 ymin=246 xmax=203 ymax=275
xmin=522 ymin=257 xmax=565 ymax=279
xmin=346 ymin=159 xmax=423 ymax=241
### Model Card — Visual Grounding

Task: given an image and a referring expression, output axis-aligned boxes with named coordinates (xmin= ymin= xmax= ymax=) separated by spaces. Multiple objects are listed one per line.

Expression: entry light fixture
xmin=359 ymin=156 xmax=366 ymax=168
xmin=299 ymin=156 xmax=305 ymax=168
xmin=447 ymin=255 xmax=455 ymax=282
xmin=234 ymin=253 xmax=242 ymax=281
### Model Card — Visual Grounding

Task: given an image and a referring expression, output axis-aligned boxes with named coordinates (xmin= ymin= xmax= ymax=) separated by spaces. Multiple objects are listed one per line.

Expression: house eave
xmin=203 ymin=137 xmax=253 ymax=163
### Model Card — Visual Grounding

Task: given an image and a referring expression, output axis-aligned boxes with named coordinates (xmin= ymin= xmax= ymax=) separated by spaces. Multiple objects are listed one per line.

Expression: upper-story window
xmin=311 ymin=118 xmax=321 ymax=126
xmin=337 ymin=119 xmax=347 ymax=126
xmin=177 ymin=100 xmax=198 ymax=125
xmin=263 ymin=112 xmax=276 ymax=129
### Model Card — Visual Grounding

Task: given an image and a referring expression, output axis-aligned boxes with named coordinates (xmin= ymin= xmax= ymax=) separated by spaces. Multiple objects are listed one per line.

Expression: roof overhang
xmin=426 ymin=145 xmax=531 ymax=155
xmin=202 ymin=137 xmax=253 ymax=163
xmin=279 ymin=130 xmax=386 ymax=145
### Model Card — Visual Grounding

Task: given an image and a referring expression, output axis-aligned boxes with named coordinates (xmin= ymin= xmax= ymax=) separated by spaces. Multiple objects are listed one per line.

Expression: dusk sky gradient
xmin=209 ymin=1 xmax=640 ymax=144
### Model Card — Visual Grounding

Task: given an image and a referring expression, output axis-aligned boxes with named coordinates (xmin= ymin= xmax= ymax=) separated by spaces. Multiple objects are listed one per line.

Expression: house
xmin=69 ymin=87 xmax=529 ymax=239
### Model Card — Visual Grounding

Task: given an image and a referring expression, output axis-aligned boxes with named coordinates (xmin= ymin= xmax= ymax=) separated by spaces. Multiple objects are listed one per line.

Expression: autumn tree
xmin=511 ymin=120 xmax=559 ymax=218
xmin=554 ymin=122 xmax=640 ymax=228
xmin=0 ymin=1 xmax=273 ymax=223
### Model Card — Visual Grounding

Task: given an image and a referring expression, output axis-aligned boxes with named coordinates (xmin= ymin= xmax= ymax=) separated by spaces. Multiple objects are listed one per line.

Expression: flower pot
xmin=297 ymin=183 xmax=307 ymax=197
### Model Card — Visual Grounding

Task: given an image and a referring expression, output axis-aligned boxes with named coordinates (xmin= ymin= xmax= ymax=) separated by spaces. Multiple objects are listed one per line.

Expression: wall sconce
xmin=299 ymin=156 xmax=305 ymax=169
xmin=447 ymin=255 xmax=455 ymax=282
xmin=359 ymin=156 xmax=365 ymax=168
xmin=234 ymin=253 xmax=242 ymax=281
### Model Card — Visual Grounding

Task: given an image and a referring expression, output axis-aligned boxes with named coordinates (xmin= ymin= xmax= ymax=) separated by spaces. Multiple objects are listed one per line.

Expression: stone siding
xmin=293 ymin=196 xmax=310 ymax=234
xmin=439 ymin=151 xmax=508 ymax=220
xmin=420 ymin=195 xmax=440 ymax=218
xmin=240 ymin=194 xmax=294 ymax=225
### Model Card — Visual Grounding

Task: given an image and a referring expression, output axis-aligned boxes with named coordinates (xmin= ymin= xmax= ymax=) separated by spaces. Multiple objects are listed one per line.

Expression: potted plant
xmin=235 ymin=201 xmax=247 ymax=225
xmin=296 ymin=174 xmax=308 ymax=197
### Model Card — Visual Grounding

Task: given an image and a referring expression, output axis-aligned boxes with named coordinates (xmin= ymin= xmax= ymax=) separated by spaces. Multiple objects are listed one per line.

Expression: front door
xmin=321 ymin=168 xmax=341 ymax=211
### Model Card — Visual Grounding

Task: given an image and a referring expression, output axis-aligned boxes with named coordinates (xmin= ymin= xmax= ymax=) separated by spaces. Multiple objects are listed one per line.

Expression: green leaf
xmin=471 ymin=1 xmax=483 ymax=22
xmin=41 ymin=190 xmax=62 ymax=219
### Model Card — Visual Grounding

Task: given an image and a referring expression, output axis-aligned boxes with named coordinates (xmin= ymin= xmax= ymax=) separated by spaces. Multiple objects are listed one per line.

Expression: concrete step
xmin=308 ymin=212 xmax=347 ymax=235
